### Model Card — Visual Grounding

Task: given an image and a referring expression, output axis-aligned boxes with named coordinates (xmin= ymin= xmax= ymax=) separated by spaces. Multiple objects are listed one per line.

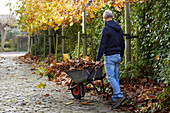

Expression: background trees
xmin=0 ymin=15 xmax=16 ymax=51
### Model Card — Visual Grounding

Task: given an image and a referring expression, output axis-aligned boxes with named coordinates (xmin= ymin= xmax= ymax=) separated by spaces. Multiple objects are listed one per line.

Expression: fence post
xmin=48 ymin=26 xmax=51 ymax=55
xmin=44 ymin=35 xmax=46 ymax=58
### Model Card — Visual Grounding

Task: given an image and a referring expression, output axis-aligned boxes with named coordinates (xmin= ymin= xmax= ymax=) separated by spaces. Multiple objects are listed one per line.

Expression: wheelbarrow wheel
xmin=71 ymin=83 xmax=84 ymax=99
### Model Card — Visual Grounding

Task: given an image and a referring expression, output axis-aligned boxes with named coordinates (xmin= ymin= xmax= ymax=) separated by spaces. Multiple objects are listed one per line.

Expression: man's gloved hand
xmin=95 ymin=61 xmax=100 ymax=65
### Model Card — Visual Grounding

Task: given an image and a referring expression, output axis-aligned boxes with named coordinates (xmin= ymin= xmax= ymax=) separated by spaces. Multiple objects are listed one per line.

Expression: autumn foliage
xmin=14 ymin=0 xmax=146 ymax=34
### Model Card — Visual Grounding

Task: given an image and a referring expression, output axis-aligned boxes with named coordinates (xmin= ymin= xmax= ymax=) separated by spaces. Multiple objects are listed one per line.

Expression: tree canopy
xmin=13 ymin=0 xmax=146 ymax=34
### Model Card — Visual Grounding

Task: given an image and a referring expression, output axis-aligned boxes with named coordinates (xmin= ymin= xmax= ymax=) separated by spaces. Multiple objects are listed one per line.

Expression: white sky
xmin=0 ymin=0 xmax=20 ymax=18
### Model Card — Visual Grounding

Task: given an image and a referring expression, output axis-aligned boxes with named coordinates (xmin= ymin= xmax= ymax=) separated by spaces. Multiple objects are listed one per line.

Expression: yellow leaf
xmin=108 ymin=1 xmax=112 ymax=7
xmin=81 ymin=102 xmax=90 ymax=105
xmin=36 ymin=83 xmax=46 ymax=88
xmin=54 ymin=26 xmax=59 ymax=31
xmin=70 ymin=22 xmax=74 ymax=26
xmin=90 ymin=14 xmax=95 ymax=18
xmin=10 ymin=75 xmax=15 ymax=77
xmin=63 ymin=54 xmax=70 ymax=62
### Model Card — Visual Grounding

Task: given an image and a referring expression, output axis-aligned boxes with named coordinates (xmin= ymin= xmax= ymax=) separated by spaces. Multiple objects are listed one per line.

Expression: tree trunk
xmin=68 ymin=38 xmax=71 ymax=53
xmin=53 ymin=34 xmax=55 ymax=51
xmin=82 ymin=8 xmax=87 ymax=57
xmin=1 ymin=28 xmax=7 ymax=51
xmin=44 ymin=35 xmax=46 ymax=58
xmin=62 ymin=27 xmax=65 ymax=55
xmin=125 ymin=0 xmax=131 ymax=82
xmin=48 ymin=27 xmax=51 ymax=55
xmin=90 ymin=27 xmax=94 ymax=61
xmin=55 ymin=34 xmax=58 ymax=62
xmin=0 ymin=27 xmax=4 ymax=51
xmin=77 ymin=32 xmax=80 ymax=58
xmin=136 ymin=31 xmax=139 ymax=65
xmin=28 ymin=36 xmax=31 ymax=52
xmin=34 ymin=35 xmax=37 ymax=56
xmin=125 ymin=0 xmax=131 ymax=65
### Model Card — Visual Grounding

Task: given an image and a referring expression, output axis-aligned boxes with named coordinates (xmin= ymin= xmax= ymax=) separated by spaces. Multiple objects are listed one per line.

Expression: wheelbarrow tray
xmin=66 ymin=67 xmax=103 ymax=84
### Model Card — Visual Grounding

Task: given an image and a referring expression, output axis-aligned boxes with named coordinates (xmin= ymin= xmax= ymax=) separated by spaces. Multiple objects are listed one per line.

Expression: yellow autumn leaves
xmin=16 ymin=0 xmax=142 ymax=33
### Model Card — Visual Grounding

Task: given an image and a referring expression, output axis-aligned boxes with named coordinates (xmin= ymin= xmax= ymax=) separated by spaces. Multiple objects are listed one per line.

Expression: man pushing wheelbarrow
xmin=66 ymin=10 xmax=126 ymax=109
xmin=95 ymin=10 xmax=126 ymax=109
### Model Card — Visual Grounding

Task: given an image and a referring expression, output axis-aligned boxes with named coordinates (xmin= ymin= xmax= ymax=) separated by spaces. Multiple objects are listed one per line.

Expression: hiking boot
xmin=112 ymin=97 xmax=126 ymax=109
xmin=104 ymin=99 xmax=116 ymax=105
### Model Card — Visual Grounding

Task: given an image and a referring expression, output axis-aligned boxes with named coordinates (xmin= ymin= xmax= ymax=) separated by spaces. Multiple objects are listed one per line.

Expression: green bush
xmin=4 ymin=42 xmax=11 ymax=48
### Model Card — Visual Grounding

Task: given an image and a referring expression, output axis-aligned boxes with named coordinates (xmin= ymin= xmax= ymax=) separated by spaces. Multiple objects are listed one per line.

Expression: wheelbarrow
xmin=66 ymin=65 xmax=105 ymax=99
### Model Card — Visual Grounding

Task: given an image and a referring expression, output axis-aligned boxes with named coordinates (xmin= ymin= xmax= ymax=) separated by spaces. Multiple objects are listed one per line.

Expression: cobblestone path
xmin=0 ymin=52 xmax=123 ymax=113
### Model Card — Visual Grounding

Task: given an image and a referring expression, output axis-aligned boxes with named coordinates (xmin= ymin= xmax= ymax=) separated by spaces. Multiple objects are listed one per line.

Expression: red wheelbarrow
xmin=66 ymin=65 xmax=105 ymax=99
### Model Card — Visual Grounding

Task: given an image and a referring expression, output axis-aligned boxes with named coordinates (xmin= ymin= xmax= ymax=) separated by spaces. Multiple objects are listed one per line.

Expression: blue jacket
xmin=96 ymin=20 xmax=125 ymax=61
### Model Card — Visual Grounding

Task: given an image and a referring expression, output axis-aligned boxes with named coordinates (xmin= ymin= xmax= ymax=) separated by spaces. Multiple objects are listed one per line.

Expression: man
xmin=96 ymin=10 xmax=125 ymax=108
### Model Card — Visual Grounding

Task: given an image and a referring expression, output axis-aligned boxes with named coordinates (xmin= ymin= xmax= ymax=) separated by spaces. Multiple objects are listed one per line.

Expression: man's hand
xmin=95 ymin=61 xmax=100 ymax=65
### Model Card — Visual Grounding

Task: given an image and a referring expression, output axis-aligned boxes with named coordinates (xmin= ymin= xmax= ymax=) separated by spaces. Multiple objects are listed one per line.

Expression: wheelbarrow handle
xmin=89 ymin=64 xmax=101 ymax=75
xmin=91 ymin=64 xmax=97 ymax=70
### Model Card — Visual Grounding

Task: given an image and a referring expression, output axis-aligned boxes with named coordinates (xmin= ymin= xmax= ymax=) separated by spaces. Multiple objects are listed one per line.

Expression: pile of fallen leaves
xmin=14 ymin=53 xmax=103 ymax=86
xmin=13 ymin=52 xmax=42 ymax=64
xmin=14 ymin=53 xmax=169 ymax=112
xmin=119 ymin=78 xmax=169 ymax=112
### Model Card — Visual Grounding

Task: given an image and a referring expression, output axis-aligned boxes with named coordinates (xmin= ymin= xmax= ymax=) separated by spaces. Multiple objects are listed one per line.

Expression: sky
xmin=0 ymin=0 xmax=20 ymax=18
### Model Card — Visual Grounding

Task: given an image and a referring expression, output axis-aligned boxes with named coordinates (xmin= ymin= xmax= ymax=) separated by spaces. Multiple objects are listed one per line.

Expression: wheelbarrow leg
xmin=101 ymin=78 xmax=105 ymax=93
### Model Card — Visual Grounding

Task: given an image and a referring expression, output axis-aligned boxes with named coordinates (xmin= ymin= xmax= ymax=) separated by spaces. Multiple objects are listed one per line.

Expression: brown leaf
xmin=32 ymin=72 xmax=36 ymax=74
xmin=147 ymin=95 xmax=156 ymax=99
xmin=141 ymin=78 xmax=147 ymax=83
xmin=44 ymin=94 xmax=50 ymax=97
xmin=36 ymin=102 xmax=42 ymax=104
xmin=21 ymin=103 xmax=26 ymax=106
xmin=30 ymin=68 xmax=36 ymax=71
xmin=153 ymin=86 xmax=162 ymax=91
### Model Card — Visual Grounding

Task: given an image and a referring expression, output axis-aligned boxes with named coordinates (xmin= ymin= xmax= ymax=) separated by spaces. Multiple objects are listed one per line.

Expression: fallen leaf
xmin=44 ymin=94 xmax=50 ymax=97
xmin=36 ymin=83 xmax=46 ymax=88
xmin=31 ymin=68 xmax=36 ymax=71
xmin=21 ymin=103 xmax=26 ymax=106
xmin=64 ymin=101 xmax=73 ymax=105
xmin=36 ymin=102 xmax=41 ymax=104
xmin=147 ymin=95 xmax=156 ymax=99
xmin=10 ymin=75 xmax=15 ymax=77
xmin=81 ymin=102 xmax=90 ymax=105
xmin=32 ymin=72 xmax=36 ymax=74
xmin=18 ymin=76 xmax=25 ymax=79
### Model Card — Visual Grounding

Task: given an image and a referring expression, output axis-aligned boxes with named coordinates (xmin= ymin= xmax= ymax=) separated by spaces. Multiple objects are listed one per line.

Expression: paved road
xmin=0 ymin=52 xmax=124 ymax=113
xmin=0 ymin=52 xmax=27 ymax=57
